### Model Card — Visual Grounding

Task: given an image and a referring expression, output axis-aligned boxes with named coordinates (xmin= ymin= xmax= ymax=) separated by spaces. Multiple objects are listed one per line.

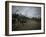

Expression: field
xmin=12 ymin=14 xmax=41 ymax=31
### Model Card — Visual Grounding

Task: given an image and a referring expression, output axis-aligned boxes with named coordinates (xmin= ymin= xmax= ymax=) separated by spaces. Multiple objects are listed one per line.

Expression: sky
xmin=12 ymin=6 xmax=41 ymax=18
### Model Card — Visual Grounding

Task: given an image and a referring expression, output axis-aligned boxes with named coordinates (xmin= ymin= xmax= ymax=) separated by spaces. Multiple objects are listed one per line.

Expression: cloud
xmin=12 ymin=6 xmax=41 ymax=18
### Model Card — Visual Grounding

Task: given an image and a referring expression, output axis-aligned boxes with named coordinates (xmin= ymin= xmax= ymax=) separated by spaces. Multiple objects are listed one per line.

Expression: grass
xmin=12 ymin=18 xmax=41 ymax=31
